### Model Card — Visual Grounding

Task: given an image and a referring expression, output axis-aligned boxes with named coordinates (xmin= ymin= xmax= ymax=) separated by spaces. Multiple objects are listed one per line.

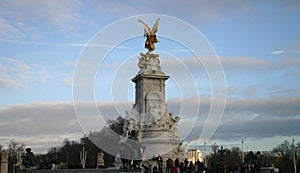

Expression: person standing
xmin=157 ymin=155 xmax=163 ymax=167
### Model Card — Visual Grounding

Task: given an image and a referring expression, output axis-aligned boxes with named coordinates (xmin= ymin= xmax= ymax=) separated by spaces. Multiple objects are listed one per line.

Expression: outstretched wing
xmin=150 ymin=18 xmax=160 ymax=35
xmin=138 ymin=19 xmax=150 ymax=36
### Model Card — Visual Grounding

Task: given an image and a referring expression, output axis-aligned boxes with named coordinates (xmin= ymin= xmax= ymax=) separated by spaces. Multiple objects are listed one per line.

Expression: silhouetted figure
xmin=195 ymin=159 xmax=201 ymax=172
xmin=179 ymin=162 xmax=184 ymax=173
xmin=22 ymin=148 xmax=35 ymax=168
xmin=184 ymin=158 xmax=189 ymax=170
xmin=240 ymin=163 xmax=246 ymax=173
xmin=158 ymin=166 xmax=163 ymax=173
xmin=142 ymin=164 xmax=150 ymax=173
xmin=153 ymin=166 xmax=158 ymax=173
xmin=157 ymin=155 xmax=163 ymax=167
xmin=175 ymin=158 xmax=179 ymax=168
xmin=228 ymin=165 xmax=234 ymax=173
xmin=188 ymin=161 xmax=194 ymax=173
xmin=166 ymin=158 xmax=173 ymax=172
xmin=171 ymin=161 xmax=177 ymax=173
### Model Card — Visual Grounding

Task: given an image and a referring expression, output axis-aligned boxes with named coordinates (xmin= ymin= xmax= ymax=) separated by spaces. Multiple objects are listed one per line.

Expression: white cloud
xmin=0 ymin=0 xmax=84 ymax=40
xmin=86 ymin=0 xmax=300 ymax=25
xmin=280 ymin=58 xmax=300 ymax=68
xmin=0 ymin=57 xmax=78 ymax=89
xmin=161 ymin=56 xmax=275 ymax=74
xmin=270 ymin=88 xmax=300 ymax=97
xmin=226 ymin=85 xmax=262 ymax=98
xmin=0 ymin=57 xmax=32 ymax=89
xmin=36 ymin=72 xmax=49 ymax=84
xmin=86 ymin=0 xmax=254 ymax=23
xmin=0 ymin=18 xmax=26 ymax=39
xmin=0 ymin=39 xmax=132 ymax=48
xmin=94 ymin=56 xmax=284 ymax=100
xmin=271 ymin=50 xmax=284 ymax=55
xmin=271 ymin=50 xmax=300 ymax=55
xmin=221 ymin=56 xmax=275 ymax=71
xmin=12 ymin=0 xmax=294 ymax=28
xmin=0 ymin=78 xmax=27 ymax=89
xmin=1 ymin=96 xmax=300 ymax=152
xmin=172 ymin=96 xmax=300 ymax=140
xmin=101 ymin=56 xmax=276 ymax=80
xmin=60 ymin=74 xmax=73 ymax=86
xmin=0 ymin=0 xmax=82 ymax=25
xmin=0 ymin=101 xmax=129 ymax=152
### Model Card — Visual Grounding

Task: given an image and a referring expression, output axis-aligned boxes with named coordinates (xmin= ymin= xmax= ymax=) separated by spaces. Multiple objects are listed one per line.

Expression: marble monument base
xmin=139 ymin=127 xmax=183 ymax=160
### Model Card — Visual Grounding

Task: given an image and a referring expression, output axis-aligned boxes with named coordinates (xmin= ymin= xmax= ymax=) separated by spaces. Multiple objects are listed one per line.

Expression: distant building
xmin=187 ymin=149 xmax=203 ymax=163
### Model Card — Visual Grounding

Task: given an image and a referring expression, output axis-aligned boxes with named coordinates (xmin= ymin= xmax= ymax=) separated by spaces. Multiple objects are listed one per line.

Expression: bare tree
xmin=7 ymin=140 xmax=25 ymax=173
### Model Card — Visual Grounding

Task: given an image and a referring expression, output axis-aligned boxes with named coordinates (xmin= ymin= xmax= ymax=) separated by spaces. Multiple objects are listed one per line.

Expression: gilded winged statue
xmin=138 ymin=18 xmax=160 ymax=51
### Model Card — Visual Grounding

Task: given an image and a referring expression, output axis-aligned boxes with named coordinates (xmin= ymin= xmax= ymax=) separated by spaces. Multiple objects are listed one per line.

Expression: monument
xmin=123 ymin=18 xmax=185 ymax=162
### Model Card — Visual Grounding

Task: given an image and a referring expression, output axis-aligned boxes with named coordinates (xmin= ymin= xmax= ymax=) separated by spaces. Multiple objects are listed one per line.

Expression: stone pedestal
xmin=1 ymin=151 xmax=8 ymax=173
xmin=125 ymin=51 xmax=185 ymax=160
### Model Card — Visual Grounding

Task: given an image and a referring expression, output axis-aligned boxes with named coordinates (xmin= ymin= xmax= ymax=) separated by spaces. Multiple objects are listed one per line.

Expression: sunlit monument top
xmin=138 ymin=18 xmax=160 ymax=51
xmin=136 ymin=18 xmax=164 ymax=76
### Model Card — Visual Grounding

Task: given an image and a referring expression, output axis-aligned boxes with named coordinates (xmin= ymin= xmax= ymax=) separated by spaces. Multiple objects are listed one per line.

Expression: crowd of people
xmin=142 ymin=157 xmax=207 ymax=173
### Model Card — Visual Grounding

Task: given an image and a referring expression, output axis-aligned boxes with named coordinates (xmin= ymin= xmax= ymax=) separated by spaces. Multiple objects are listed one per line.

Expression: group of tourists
xmin=166 ymin=158 xmax=207 ymax=173
xmin=142 ymin=157 xmax=207 ymax=173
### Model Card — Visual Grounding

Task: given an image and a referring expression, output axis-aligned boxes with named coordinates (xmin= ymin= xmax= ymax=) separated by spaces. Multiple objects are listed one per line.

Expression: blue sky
xmin=0 ymin=0 xmax=300 ymax=153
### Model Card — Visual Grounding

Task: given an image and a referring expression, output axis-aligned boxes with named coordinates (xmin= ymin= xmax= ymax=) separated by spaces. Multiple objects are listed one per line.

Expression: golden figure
xmin=138 ymin=18 xmax=160 ymax=51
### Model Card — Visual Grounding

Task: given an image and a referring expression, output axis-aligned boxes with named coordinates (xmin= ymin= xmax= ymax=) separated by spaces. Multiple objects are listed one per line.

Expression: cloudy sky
xmin=1 ymin=0 xmax=300 ymax=154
